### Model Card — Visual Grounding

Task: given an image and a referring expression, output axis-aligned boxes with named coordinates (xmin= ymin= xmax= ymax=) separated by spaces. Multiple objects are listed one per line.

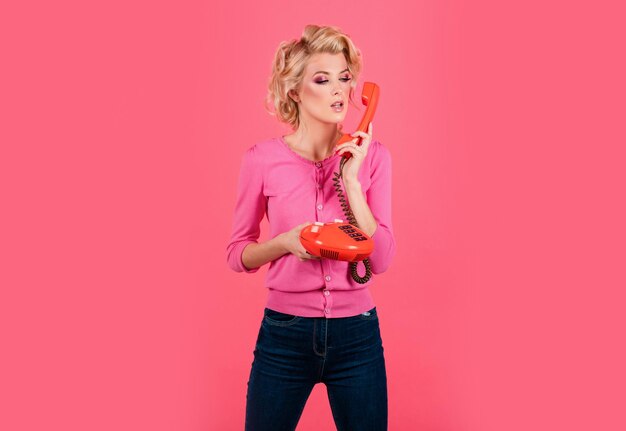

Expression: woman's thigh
xmin=323 ymin=307 xmax=388 ymax=431
xmin=245 ymin=309 xmax=321 ymax=431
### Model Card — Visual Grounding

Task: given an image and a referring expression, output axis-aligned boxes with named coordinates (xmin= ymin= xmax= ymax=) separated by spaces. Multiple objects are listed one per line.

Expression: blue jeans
xmin=245 ymin=307 xmax=388 ymax=431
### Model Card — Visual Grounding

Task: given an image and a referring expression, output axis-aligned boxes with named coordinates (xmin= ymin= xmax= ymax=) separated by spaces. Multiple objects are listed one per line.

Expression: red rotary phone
xmin=299 ymin=82 xmax=380 ymax=284
xmin=300 ymin=220 xmax=374 ymax=262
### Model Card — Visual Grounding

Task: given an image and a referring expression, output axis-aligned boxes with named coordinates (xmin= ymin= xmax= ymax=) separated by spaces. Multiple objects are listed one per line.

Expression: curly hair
xmin=264 ymin=24 xmax=363 ymax=130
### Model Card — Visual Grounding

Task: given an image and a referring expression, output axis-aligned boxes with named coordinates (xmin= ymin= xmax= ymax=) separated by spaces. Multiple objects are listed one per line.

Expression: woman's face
xmin=290 ymin=53 xmax=353 ymax=126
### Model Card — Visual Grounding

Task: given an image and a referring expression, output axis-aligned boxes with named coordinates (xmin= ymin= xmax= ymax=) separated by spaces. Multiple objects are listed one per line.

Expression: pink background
xmin=2 ymin=0 xmax=625 ymax=430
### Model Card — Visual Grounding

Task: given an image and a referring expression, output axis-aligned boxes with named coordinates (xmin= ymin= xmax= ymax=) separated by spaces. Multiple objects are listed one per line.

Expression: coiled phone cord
xmin=332 ymin=156 xmax=373 ymax=284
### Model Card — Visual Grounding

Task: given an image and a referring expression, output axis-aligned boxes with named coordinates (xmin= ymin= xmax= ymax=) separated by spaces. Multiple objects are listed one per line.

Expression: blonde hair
xmin=264 ymin=24 xmax=363 ymax=130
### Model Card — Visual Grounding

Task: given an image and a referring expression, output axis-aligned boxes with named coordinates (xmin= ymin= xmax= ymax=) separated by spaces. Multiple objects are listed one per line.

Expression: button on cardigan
xmin=226 ymin=136 xmax=396 ymax=318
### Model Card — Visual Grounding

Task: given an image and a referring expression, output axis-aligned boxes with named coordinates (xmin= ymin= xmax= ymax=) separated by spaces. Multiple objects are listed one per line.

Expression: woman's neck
xmin=285 ymin=127 xmax=343 ymax=161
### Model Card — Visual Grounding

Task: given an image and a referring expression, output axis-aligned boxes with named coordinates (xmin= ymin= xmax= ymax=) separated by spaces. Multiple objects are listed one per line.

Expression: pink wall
xmin=2 ymin=0 xmax=625 ymax=430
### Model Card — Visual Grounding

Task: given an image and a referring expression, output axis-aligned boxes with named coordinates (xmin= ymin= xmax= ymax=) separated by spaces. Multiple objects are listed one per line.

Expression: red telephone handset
xmin=335 ymin=82 xmax=380 ymax=159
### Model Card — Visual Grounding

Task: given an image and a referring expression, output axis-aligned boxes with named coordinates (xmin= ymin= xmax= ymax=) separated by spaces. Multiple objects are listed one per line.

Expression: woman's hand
xmin=278 ymin=222 xmax=321 ymax=262
xmin=334 ymin=122 xmax=373 ymax=184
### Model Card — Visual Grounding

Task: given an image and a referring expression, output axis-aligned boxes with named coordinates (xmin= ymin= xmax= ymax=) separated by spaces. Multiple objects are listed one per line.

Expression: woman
xmin=226 ymin=24 xmax=396 ymax=430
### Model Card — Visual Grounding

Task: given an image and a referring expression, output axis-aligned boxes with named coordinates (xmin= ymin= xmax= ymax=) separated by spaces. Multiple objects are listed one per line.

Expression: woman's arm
xmin=241 ymin=236 xmax=287 ymax=271
xmin=242 ymin=221 xmax=320 ymax=270
xmin=342 ymin=142 xmax=396 ymax=274
xmin=226 ymin=145 xmax=268 ymax=273
xmin=342 ymin=179 xmax=378 ymax=237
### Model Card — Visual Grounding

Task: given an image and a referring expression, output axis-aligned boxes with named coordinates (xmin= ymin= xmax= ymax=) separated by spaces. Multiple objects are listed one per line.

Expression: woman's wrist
xmin=343 ymin=178 xmax=361 ymax=191
xmin=273 ymin=233 xmax=288 ymax=254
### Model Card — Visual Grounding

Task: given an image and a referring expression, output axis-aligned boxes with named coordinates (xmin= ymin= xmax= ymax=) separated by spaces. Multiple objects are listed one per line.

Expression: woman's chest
xmin=263 ymin=161 xmax=372 ymax=223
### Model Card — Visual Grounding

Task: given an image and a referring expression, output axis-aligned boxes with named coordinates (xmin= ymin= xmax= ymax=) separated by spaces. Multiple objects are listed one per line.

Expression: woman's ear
xmin=288 ymin=89 xmax=300 ymax=103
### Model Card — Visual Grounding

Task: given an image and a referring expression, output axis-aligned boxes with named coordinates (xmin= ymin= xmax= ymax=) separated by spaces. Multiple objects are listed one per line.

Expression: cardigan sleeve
xmin=226 ymin=145 xmax=266 ymax=273
xmin=366 ymin=142 xmax=397 ymax=274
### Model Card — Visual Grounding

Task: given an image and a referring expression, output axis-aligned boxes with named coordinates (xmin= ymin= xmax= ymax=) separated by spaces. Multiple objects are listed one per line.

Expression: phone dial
xmin=300 ymin=82 xmax=380 ymax=284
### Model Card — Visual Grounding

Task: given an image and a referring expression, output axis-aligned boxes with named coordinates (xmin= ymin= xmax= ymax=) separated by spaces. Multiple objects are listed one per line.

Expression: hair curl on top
xmin=264 ymin=24 xmax=363 ymax=130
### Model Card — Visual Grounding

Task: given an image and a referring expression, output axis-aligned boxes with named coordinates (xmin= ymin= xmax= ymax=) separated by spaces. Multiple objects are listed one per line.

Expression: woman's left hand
xmin=334 ymin=122 xmax=373 ymax=184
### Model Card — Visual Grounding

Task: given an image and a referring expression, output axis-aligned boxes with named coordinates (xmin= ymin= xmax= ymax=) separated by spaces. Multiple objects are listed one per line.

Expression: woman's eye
xmin=315 ymin=77 xmax=352 ymax=84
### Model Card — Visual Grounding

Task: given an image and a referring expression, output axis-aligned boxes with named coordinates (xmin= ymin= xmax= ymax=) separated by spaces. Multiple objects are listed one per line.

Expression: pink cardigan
xmin=226 ymin=136 xmax=396 ymax=318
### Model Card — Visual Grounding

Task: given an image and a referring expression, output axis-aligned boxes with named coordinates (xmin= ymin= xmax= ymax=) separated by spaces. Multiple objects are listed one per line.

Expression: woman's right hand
xmin=279 ymin=222 xmax=321 ymax=262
